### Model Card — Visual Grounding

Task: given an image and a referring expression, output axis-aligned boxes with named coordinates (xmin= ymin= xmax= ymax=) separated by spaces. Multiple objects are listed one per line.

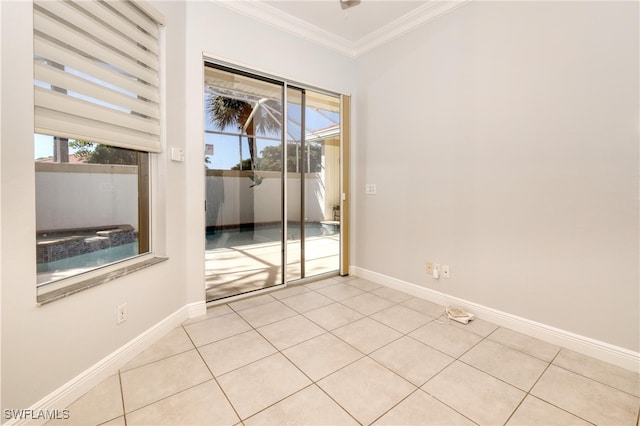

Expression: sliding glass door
xmin=302 ymin=90 xmax=341 ymax=277
xmin=204 ymin=63 xmax=341 ymax=302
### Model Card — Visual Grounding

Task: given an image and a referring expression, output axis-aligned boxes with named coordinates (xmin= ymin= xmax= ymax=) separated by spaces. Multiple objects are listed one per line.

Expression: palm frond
xmin=207 ymin=96 xmax=252 ymax=131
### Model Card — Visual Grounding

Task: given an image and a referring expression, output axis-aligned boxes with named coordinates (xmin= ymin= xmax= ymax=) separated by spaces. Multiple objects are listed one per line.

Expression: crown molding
xmin=212 ymin=0 xmax=355 ymax=57
xmin=211 ymin=0 xmax=471 ymax=58
xmin=352 ymin=0 xmax=470 ymax=57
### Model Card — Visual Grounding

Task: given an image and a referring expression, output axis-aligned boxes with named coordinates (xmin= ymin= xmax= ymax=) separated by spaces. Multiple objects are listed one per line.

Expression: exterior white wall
xmin=355 ymin=1 xmax=639 ymax=351
xmin=35 ymin=171 xmax=138 ymax=231
xmin=206 ymin=174 xmax=327 ymax=228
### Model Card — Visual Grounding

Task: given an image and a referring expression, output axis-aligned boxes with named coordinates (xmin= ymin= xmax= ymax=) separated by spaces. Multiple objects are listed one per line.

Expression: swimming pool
xmin=37 ymin=242 xmax=139 ymax=284
xmin=206 ymin=222 xmax=339 ymax=249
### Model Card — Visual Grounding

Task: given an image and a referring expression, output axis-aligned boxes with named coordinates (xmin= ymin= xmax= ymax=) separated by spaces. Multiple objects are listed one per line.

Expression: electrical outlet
xmin=433 ymin=263 xmax=441 ymax=279
xmin=426 ymin=262 xmax=433 ymax=274
xmin=442 ymin=265 xmax=450 ymax=278
xmin=117 ymin=303 xmax=127 ymax=324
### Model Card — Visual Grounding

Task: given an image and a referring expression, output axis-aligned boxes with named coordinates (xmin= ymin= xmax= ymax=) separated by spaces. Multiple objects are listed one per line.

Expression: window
xmin=33 ymin=0 xmax=163 ymax=293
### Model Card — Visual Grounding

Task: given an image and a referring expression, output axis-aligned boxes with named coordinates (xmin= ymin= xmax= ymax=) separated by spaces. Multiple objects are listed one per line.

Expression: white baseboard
xmin=8 ymin=300 xmax=207 ymax=426
xmin=187 ymin=299 xmax=207 ymax=319
xmin=351 ymin=266 xmax=639 ymax=372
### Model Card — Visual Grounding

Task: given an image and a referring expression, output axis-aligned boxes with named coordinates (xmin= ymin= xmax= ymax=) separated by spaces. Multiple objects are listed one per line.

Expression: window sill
xmin=37 ymin=257 xmax=168 ymax=306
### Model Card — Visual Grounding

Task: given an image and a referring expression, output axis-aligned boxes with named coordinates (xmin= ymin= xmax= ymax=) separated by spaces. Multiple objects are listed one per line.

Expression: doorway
xmin=203 ymin=63 xmax=343 ymax=302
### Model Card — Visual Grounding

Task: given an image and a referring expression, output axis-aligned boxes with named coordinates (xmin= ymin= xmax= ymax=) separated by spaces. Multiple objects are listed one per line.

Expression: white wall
xmin=355 ymin=1 xmax=639 ymax=352
xmin=1 ymin=0 xmax=355 ymax=412
xmin=183 ymin=1 xmax=356 ymax=304
xmin=0 ymin=0 xmax=3 ymax=411
xmin=9 ymin=0 xmax=637 ymax=413
xmin=1 ymin=0 xmax=190 ymax=412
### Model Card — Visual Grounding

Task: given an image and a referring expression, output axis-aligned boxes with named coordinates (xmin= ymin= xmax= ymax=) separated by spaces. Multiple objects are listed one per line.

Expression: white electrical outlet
xmin=442 ymin=265 xmax=450 ymax=278
xmin=433 ymin=263 xmax=441 ymax=279
xmin=117 ymin=303 xmax=127 ymax=324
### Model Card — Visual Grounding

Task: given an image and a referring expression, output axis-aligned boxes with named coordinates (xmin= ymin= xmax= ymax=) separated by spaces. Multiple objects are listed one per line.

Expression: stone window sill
xmin=37 ymin=257 xmax=167 ymax=305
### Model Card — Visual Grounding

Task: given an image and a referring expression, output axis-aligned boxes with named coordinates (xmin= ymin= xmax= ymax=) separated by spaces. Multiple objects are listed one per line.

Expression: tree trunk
xmin=246 ymin=120 xmax=257 ymax=171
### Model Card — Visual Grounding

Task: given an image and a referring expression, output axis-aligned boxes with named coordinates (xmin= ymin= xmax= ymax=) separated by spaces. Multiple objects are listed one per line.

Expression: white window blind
xmin=34 ymin=0 xmax=164 ymax=153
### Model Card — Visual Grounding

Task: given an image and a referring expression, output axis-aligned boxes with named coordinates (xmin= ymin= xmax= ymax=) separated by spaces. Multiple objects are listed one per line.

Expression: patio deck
xmin=205 ymin=234 xmax=340 ymax=301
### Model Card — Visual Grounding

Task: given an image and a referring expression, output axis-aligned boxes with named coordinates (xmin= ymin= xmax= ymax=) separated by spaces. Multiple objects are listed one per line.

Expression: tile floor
xmin=49 ymin=276 xmax=640 ymax=425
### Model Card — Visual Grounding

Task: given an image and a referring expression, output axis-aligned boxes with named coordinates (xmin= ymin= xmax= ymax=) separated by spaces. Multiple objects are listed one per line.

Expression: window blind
xmin=34 ymin=0 xmax=164 ymax=153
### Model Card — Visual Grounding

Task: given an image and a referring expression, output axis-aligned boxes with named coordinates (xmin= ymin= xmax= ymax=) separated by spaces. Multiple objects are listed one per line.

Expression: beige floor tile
xmin=488 ymin=327 xmax=560 ymax=361
xmin=303 ymin=303 xmax=363 ymax=330
xmin=304 ymin=277 xmax=341 ymax=290
xmin=120 ymin=350 xmax=212 ymax=413
xmin=318 ymin=357 xmax=416 ymax=425
xmin=199 ymin=330 xmax=276 ymax=376
xmin=373 ymin=389 xmax=475 ymax=425
xmin=236 ymin=300 xmax=298 ymax=328
xmin=126 ymin=380 xmax=239 ymax=426
xmin=58 ymin=273 xmax=640 ymax=426
xmin=409 ymin=322 xmax=482 ymax=358
xmin=461 ymin=339 xmax=548 ymax=391
xmin=346 ymin=278 xmax=382 ymax=291
xmin=423 ymin=361 xmax=525 ymax=425
xmin=531 ymin=365 xmax=639 ymax=425
xmin=370 ymin=336 xmax=454 ymax=386
xmin=244 ymin=385 xmax=358 ymax=426
xmin=183 ymin=311 xmax=252 ymax=347
xmin=121 ymin=327 xmax=194 ymax=372
xmin=228 ymin=293 xmax=277 ymax=311
xmin=48 ymin=374 xmax=123 ymax=426
xmin=401 ymin=297 xmax=446 ymax=318
xmin=371 ymin=286 xmax=413 ymax=303
xmin=98 ymin=417 xmax=125 ymax=426
xmin=280 ymin=291 xmax=334 ymax=313
xmin=217 ymin=353 xmax=311 ymax=420
xmin=340 ymin=292 xmax=395 ymax=316
xmin=332 ymin=317 xmax=402 ymax=354
xmin=553 ymin=349 xmax=640 ymax=397
xmin=257 ymin=315 xmax=325 ymax=350
xmin=371 ymin=305 xmax=432 ymax=334
xmin=331 ymin=275 xmax=357 ymax=283
xmin=506 ymin=395 xmax=590 ymax=425
xmin=316 ymin=283 xmax=365 ymax=301
xmin=283 ymin=332 xmax=363 ymax=381
xmin=182 ymin=304 xmax=233 ymax=325
xmin=450 ymin=317 xmax=499 ymax=337
xmin=270 ymin=284 xmax=311 ymax=300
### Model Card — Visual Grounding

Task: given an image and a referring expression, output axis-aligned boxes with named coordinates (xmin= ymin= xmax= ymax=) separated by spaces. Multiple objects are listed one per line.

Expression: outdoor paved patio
xmin=205 ymin=234 xmax=340 ymax=300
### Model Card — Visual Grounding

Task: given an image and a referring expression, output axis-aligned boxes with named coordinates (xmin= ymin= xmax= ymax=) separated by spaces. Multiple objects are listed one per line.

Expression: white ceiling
xmin=265 ymin=1 xmax=425 ymax=42
xmin=214 ymin=0 xmax=469 ymax=57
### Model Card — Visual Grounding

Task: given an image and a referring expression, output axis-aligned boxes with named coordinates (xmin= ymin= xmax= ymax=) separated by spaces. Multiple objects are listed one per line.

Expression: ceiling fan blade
xmin=340 ymin=0 xmax=361 ymax=10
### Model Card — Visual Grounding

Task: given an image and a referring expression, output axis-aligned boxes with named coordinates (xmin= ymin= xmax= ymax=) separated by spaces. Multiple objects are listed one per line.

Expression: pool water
xmin=37 ymin=242 xmax=139 ymax=274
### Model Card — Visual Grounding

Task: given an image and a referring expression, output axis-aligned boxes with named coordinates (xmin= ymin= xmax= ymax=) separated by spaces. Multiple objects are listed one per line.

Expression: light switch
xmin=170 ymin=148 xmax=184 ymax=162
xmin=365 ymin=184 xmax=377 ymax=195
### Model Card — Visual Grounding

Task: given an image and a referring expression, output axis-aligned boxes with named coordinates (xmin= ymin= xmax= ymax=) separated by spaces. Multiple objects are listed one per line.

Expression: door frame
xmin=203 ymin=59 xmax=350 ymax=301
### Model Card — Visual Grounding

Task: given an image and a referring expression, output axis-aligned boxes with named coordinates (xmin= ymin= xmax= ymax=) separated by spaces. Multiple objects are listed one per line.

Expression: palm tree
xmin=206 ymin=95 xmax=280 ymax=236
xmin=206 ymin=96 xmax=281 ymax=175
